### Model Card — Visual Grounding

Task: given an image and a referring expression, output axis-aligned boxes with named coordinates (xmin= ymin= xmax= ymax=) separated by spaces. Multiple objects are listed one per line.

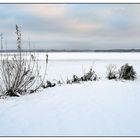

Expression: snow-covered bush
xmin=119 ymin=63 xmax=136 ymax=80
xmin=0 ymin=25 xmax=48 ymax=97
xmin=107 ymin=64 xmax=118 ymax=80
xmin=42 ymin=81 xmax=56 ymax=88
xmin=66 ymin=68 xmax=98 ymax=84
xmin=72 ymin=75 xmax=81 ymax=83
xmin=81 ymin=68 xmax=98 ymax=81
xmin=66 ymin=78 xmax=72 ymax=84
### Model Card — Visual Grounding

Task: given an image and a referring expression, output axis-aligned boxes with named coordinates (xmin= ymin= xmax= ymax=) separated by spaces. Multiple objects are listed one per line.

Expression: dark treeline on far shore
xmin=0 ymin=49 xmax=140 ymax=53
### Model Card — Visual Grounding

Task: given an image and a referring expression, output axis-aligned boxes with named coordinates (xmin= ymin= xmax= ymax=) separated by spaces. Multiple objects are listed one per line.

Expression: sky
xmin=0 ymin=4 xmax=140 ymax=50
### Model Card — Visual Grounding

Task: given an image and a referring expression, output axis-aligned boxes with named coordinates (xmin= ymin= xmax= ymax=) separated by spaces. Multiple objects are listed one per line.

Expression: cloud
xmin=1 ymin=4 xmax=140 ymax=50
xmin=16 ymin=4 xmax=68 ymax=20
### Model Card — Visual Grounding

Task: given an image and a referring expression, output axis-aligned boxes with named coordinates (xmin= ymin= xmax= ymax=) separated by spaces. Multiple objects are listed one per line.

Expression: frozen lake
xmin=42 ymin=52 xmax=140 ymax=81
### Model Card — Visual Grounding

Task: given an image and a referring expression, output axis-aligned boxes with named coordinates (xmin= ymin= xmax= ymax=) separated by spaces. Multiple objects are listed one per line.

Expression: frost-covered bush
xmin=81 ymin=68 xmax=98 ymax=81
xmin=72 ymin=75 xmax=81 ymax=83
xmin=119 ymin=63 xmax=136 ymax=80
xmin=66 ymin=68 xmax=98 ymax=84
xmin=0 ymin=25 xmax=48 ymax=97
xmin=106 ymin=64 xmax=118 ymax=80
xmin=66 ymin=78 xmax=72 ymax=84
xmin=42 ymin=81 xmax=56 ymax=88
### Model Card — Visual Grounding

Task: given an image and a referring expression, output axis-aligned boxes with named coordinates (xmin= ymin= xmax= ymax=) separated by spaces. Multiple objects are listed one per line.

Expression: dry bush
xmin=106 ymin=64 xmax=118 ymax=80
xmin=119 ymin=63 xmax=136 ymax=80
xmin=0 ymin=25 xmax=48 ymax=97
xmin=66 ymin=67 xmax=98 ymax=84
xmin=42 ymin=81 xmax=56 ymax=88
xmin=72 ymin=75 xmax=81 ymax=83
xmin=81 ymin=68 xmax=98 ymax=81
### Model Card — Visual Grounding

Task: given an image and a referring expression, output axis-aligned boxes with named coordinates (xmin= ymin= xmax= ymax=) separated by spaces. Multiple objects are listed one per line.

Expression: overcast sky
xmin=0 ymin=4 xmax=140 ymax=50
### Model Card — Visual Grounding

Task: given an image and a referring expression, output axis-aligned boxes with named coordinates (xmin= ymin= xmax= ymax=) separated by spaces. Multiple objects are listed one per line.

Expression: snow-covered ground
xmin=0 ymin=52 xmax=140 ymax=136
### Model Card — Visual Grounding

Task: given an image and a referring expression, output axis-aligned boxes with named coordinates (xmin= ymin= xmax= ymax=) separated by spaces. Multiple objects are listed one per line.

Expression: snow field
xmin=0 ymin=52 xmax=140 ymax=136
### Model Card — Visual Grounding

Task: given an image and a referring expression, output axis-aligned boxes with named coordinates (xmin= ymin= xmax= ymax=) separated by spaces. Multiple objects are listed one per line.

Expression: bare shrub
xmin=119 ymin=63 xmax=136 ymax=80
xmin=0 ymin=25 xmax=48 ymax=97
xmin=106 ymin=64 xmax=118 ymax=80
xmin=66 ymin=77 xmax=72 ymax=84
xmin=81 ymin=68 xmax=98 ymax=81
xmin=42 ymin=81 xmax=56 ymax=88
xmin=66 ymin=67 xmax=98 ymax=84
xmin=72 ymin=75 xmax=81 ymax=83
